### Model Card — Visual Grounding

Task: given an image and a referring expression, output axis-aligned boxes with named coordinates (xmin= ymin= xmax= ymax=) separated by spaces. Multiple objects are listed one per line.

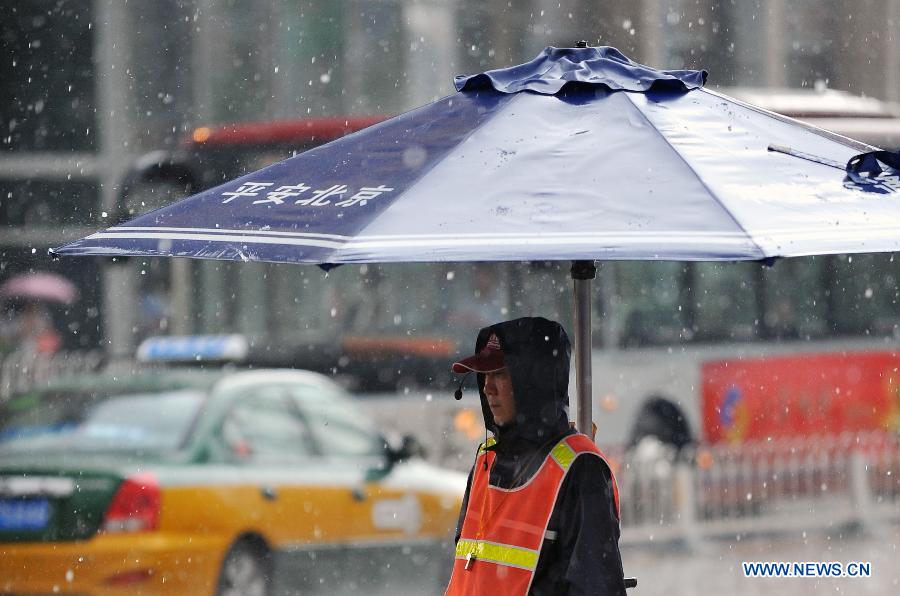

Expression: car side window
xmin=218 ymin=386 xmax=314 ymax=464
xmin=288 ymin=385 xmax=385 ymax=459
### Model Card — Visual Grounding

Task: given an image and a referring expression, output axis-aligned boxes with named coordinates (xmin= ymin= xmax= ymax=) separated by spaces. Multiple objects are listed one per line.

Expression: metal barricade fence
xmin=364 ymin=398 xmax=899 ymax=545
xmin=873 ymin=442 xmax=900 ymax=505
xmin=611 ymin=432 xmax=900 ymax=546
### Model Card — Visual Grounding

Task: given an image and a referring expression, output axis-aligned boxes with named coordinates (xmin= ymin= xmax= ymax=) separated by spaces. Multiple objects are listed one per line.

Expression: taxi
xmin=0 ymin=350 xmax=466 ymax=594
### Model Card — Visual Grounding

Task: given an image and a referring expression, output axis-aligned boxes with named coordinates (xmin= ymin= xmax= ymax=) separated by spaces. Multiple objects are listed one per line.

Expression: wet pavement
xmin=621 ymin=524 xmax=899 ymax=595
xmin=275 ymin=523 xmax=899 ymax=595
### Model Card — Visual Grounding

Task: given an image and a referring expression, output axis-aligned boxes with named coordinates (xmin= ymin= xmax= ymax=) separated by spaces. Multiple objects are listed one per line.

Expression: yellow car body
xmin=0 ymin=369 xmax=466 ymax=594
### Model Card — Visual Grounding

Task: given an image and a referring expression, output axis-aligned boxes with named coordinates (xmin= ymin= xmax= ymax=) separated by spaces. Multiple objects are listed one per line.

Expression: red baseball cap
xmin=451 ymin=333 xmax=505 ymax=373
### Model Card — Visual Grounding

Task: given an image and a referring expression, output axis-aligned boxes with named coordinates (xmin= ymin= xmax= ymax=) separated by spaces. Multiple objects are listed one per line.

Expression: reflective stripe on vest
xmin=455 ymin=538 xmax=539 ymax=571
xmin=549 ymin=440 xmax=576 ymax=471
xmin=556 ymin=435 xmax=621 ymax=519
xmin=478 ymin=436 xmax=498 ymax=454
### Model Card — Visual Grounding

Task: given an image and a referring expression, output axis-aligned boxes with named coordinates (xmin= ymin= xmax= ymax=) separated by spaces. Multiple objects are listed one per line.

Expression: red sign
xmin=702 ymin=351 xmax=900 ymax=444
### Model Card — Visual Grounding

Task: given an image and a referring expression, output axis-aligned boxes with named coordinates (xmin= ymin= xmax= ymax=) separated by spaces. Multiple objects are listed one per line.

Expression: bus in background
xmin=592 ymin=86 xmax=899 ymax=453
xmin=115 ymin=89 xmax=900 ymax=466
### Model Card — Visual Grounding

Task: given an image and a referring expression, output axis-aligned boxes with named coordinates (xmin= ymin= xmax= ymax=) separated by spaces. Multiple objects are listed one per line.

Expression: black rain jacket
xmin=454 ymin=317 xmax=626 ymax=596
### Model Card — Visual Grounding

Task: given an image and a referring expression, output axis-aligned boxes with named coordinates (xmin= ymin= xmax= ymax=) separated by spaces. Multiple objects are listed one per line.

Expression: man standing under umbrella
xmin=446 ymin=317 xmax=626 ymax=595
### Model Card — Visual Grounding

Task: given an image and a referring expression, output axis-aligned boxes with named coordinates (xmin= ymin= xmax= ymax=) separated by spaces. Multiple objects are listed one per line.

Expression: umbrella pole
xmin=571 ymin=260 xmax=596 ymax=438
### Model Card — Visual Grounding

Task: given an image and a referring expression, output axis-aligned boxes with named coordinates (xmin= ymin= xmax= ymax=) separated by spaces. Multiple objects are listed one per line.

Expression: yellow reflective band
xmin=550 ymin=440 xmax=576 ymax=471
xmin=478 ymin=437 xmax=497 ymax=454
xmin=455 ymin=538 xmax=539 ymax=571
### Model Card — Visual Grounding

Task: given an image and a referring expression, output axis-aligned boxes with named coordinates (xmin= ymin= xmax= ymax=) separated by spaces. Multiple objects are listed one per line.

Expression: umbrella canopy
xmin=0 ymin=272 xmax=78 ymax=305
xmin=51 ymin=46 xmax=900 ymax=433
xmin=52 ymin=46 xmax=900 ymax=265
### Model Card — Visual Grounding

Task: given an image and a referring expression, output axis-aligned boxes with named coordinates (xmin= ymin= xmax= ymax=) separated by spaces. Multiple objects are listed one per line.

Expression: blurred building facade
xmin=1 ymin=0 xmax=898 ymax=354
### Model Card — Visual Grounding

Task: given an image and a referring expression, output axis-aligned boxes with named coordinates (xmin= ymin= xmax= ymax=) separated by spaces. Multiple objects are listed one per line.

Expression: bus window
xmin=825 ymin=254 xmax=899 ymax=338
xmin=442 ymin=263 xmax=511 ymax=337
xmin=267 ymin=262 xmax=320 ymax=341
xmin=690 ymin=262 xmax=760 ymax=343
xmin=435 ymin=262 xmax=572 ymax=344
xmin=263 ymin=263 xmax=453 ymax=340
xmin=195 ymin=261 xmax=237 ymax=334
xmin=760 ymin=257 xmax=829 ymax=340
xmin=337 ymin=264 xmax=451 ymax=334
xmin=614 ymin=262 xmax=688 ymax=348
xmin=509 ymin=262 xmax=571 ymax=331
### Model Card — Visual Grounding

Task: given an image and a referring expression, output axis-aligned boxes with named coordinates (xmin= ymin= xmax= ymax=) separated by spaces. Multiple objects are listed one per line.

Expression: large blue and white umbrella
xmin=52 ymin=46 xmax=900 ymax=432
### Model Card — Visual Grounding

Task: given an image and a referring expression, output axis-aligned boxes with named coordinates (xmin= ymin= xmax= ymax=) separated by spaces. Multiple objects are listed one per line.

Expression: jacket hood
xmin=471 ymin=317 xmax=571 ymax=445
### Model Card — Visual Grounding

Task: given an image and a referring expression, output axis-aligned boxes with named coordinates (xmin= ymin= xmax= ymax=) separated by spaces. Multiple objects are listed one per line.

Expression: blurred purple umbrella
xmin=0 ymin=273 xmax=78 ymax=305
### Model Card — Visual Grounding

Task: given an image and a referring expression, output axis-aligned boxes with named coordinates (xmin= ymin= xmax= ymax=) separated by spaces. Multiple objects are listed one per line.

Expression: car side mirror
xmin=366 ymin=433 xmax=429 ymax=483
xmin=389 ymin=434 xmax=428 ymax=463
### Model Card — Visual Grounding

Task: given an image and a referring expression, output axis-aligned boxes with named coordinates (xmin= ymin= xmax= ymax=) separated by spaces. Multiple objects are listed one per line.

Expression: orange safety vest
xmin=446 ymin=433 xmax=620 ymax=596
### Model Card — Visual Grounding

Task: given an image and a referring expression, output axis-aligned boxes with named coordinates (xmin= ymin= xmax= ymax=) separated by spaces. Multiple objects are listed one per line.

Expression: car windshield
xmin=0 ymin=388 xmax=206 ymax=453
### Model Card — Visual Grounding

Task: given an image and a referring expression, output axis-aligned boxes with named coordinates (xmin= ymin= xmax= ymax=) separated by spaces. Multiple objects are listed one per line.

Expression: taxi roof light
xmin=136 ymin=334 xmax=249 ymax=363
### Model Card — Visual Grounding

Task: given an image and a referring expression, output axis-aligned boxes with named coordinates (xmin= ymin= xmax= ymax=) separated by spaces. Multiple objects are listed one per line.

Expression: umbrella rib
xmin=621 ymin=89 xmax=768 ymax=259
xmin=766 ymin=144 xmax=845 ymax=170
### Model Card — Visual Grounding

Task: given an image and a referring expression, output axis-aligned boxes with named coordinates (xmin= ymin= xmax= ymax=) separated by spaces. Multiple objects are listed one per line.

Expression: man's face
xmin=483 ymin=368 xmax=516 ymax=427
